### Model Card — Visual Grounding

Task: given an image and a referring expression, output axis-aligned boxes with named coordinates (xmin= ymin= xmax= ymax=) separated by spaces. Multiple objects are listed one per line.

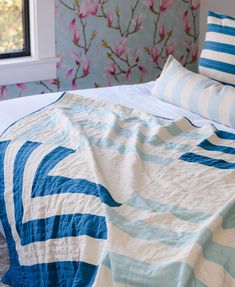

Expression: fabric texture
xmin=0 ymin=94 xmax=235 ymax=286
xmin=151 ymin=55 xmax=235 ymax=129
xmin=199 ymin=10 xmax=235 ymax=85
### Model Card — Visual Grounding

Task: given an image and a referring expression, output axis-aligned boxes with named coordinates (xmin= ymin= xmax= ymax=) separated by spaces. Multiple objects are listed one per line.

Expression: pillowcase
xmin=151 ymin=55 xmax=235 ymax=129
xmin=199 ymin=11 xmax=235 ymax=85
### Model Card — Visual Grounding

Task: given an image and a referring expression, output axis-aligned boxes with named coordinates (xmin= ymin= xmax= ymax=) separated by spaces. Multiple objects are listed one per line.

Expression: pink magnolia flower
xmin=73 ymin=29 xmax=80 ymax=46
xmin=106 ymin=12 xmax=113 ymax=27
xmin=192 ymin=48 xmax=198 ymax=62
xmin=145 ymin=0 xmax=154 ymax=11
xmin=16 ymin=83 xmax=27 ymax=91
xmin=133 ymin=48 xmax=140 ymax=63
xmin=83 ymin=60 xmax=91 ymax=76
xmin=159 ymin=0 xmax=174 ymax=13
xmin=56 ymin=53 xmax=65 ymax=69
xmin=138 ymin=66 xmax=148 ymax=75
xmin=159 ymin=24 xmax=165 ymax=39
xmin=151 ymin=47 xmax=159 ymax=63
xmin=68 ymin=18 xmax=76 ymax=31
xmin=0 ymin=86 xmax=7 ymax=99
xmin=115 ymin=37 xmax=127 ymax=57
xmin=105 ymin=61 xmax=116 ymax=76
xmin=183 ymin=10 xmax=189 ymax=24
xmin=80 ymin=0 xmax=99 ymax=19
xmin=135 ymin=12 xmax=145 ymax=31
xmin=178 ymin=55 xmax=185 ymax=63
xmin=66 ymin=68 xmax=73 ymax=79
xmin=125 ymin=69 xmax=132 ymax=81
xmin=72 ymin=79 xmax=77 ymax=89
xmin=166 ymin=41 xmax=177 ymax=56
xmin=191 ymin=1 xmax=200 ymax=11
xmin=183 ymin=40 xmax=193 ymax=52
xmin=185 ymin=20 xmax=192 ymax=33
xmin=49 ymin=79 xmax=60 ymax=86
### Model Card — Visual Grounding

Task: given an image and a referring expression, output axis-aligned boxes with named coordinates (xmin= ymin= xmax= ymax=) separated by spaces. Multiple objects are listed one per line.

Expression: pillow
xmin=151 ymin=55 xmax=235 ymax=128
xmin=199 ymin=11 xmax=235 ymax=85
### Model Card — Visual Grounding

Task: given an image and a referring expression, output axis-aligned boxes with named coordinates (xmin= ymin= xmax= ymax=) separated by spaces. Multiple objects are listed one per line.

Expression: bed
xmin=1 ymin=1 xmax=235 ymax=284
xmin=0 ymin=76 xmax=235 ymax=286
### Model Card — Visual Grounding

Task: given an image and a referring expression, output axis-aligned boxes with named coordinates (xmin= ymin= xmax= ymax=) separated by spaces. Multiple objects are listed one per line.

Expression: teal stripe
xmin=209 ymin=10 xmax=235 ymax=21
xmin=165 ymin=121 xmax=199 ymax=139
xmin=172 ymin=72 xmax=196 ymax=106
xmin=220 ymin=202 xmax=235 ymax=229
xmin=78 ymin=119 xmax=191 ymax=152
xmin=107 ymin=208 xmax=196 ymax=247
xmin=127 ymin=192 xmax=211 ymax=224
xmin=88 ymin=136 xmax=173 ymax=165
xmin=157 ymin=60 xmax=182 ymax=101
xmin=188 ymin=79 xmax=216 ymax=115
xmin=200 ymin=58 xmax=235 ymax=75
xmin=107 ymin=208 xmax=235 ymax=277
xmin=208 ymin=23 xmax=235 ymax=37
xmin=207 ymin=87 xmax=227 ymax=124
xmin=204 ymin=41 xmax=235 ymax=55
xmin=102 ymin=252 xmax=206 ymax=287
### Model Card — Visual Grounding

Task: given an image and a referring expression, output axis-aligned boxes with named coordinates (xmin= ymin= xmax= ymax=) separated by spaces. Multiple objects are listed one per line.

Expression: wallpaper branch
xmin=0 ymin=0 xmax=200 ymax=100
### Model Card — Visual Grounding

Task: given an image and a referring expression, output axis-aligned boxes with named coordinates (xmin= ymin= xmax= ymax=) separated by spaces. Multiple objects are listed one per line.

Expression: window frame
xmin=0 ymin=0 xmax=59 ymax=86
xmin=0 ymin=0 xmax=31 ymax=60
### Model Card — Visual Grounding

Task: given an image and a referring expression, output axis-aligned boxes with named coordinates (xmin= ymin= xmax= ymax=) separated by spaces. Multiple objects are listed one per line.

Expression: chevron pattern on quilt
xmin=0 ymin=94 xmax=235 ymax=287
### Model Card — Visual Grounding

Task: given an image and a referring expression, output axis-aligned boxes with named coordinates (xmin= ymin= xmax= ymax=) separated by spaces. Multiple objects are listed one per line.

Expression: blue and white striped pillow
xmin=199 ymin=11 xmax=235 ymax=85
xmin=151 ymin=55 xmax=235 ymax=128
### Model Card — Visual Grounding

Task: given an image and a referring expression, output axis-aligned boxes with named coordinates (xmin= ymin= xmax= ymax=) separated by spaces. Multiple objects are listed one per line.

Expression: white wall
xmin=199 ymin=0 xmax=235 ymax=53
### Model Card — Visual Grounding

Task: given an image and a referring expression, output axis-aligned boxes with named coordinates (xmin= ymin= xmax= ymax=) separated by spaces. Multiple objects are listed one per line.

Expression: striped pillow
xmin=199 ymin=11 xmax=235 ymax=85
xmin=151 ymin=55 xmax=235 ymax=128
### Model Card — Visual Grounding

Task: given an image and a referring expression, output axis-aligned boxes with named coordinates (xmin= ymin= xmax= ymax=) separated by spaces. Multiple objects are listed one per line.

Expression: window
xmin=0 ymin=0 xmax=58 ymax=86
xmin=0 ymin=0 xmax=30 ymax=59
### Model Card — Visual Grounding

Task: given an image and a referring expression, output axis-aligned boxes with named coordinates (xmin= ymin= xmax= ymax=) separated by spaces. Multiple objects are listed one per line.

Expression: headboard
xmin=199 ymin=0 xmax=235 ymax=53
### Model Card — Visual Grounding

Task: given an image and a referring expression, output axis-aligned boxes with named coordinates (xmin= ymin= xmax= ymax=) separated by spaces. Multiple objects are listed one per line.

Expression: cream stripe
xmin=139 ymin=160 xmax=235 ymax=213
xmin=213 ymin=225 xmax=235 ymax=249
xmin=208 ymin=134 xmax=235 ymax=148
xmin=4 ymin=142 xmax=105 ymax=266
xmin=205 ymin=32 xmax=235 ymax=46
xmin=218 ymin=89 xmax=235 ymax=127
xmin=93 ymin=265 xmax=115 ymax=287
xmin=116 ymin=204 xmax=203 ymax=233
xmin=22 ymin=144 xmax=104 ymax=222
xmin=19 ymin=236 xmax=105 ymax=266
xmin=196 ymin=146 xmax=235 ymax=162
xmin=199 ymin=66 xmax=235 ymax=85
xmin=179 ymin=75 xmax=203 ymax=112
xmin=164 ymin=67 xmax=185 ymax=103
xmin=208 ymin=16 xmax=235 ymax=28
xmin=201 ymin=49 xmax=235 ymax=65
xmin=183 ymin=243 xmax=235 ymax=287
xmin=197 ymin=84 xmax=218 ymax=120
xmin=107 ymin=224 xmax=193 ymax=264
xmin=4 ymin=141 xmax=24 ymax=264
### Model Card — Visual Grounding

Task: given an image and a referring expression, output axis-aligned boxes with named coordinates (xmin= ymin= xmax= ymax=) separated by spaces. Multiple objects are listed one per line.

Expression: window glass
xmin=0 ymin=0 xmax=30 ymax=58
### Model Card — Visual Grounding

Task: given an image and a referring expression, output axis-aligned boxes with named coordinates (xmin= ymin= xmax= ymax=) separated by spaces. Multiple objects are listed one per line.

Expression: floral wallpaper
xmin=0 ymin=0 xmax=200 ymax=100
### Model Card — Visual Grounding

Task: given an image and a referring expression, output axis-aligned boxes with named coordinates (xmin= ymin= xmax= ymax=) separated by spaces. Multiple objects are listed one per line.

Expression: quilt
xmin=0 ymin=93 xmax=235 ymax=287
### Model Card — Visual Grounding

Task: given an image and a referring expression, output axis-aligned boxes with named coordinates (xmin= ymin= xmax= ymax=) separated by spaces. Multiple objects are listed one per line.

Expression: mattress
xmin=0 ymin=81 xmax=234 ymax=238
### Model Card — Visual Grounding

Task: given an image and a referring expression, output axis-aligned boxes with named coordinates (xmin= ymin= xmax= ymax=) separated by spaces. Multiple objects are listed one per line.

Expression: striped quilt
xmin=0 ymin=93 xmax=235 ymax=287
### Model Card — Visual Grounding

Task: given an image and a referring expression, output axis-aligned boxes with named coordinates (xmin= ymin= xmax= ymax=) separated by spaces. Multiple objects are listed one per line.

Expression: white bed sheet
xmin=1 ymin=81 xmax=235 ymax=135
xmin=0 ymin=81 xmax=235 ymax=236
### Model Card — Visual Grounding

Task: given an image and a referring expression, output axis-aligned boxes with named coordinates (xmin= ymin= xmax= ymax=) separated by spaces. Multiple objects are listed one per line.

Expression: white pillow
xmin=151 ymin=55 xmax=235 ymax=128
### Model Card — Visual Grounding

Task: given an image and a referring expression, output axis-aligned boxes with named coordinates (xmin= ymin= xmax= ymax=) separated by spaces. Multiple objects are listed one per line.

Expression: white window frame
xmin=0 ymin=0 xmax=59 ymax=86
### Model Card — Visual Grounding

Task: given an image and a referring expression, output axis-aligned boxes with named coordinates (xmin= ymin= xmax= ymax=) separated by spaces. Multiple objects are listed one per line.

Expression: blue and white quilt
xmin=0 ymin=93 xmax=235 ymax=287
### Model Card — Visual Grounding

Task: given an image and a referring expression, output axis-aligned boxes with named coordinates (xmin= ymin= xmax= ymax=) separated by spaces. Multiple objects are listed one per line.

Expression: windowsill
xmin=0 ymin=56 xmax=60 ymax=86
